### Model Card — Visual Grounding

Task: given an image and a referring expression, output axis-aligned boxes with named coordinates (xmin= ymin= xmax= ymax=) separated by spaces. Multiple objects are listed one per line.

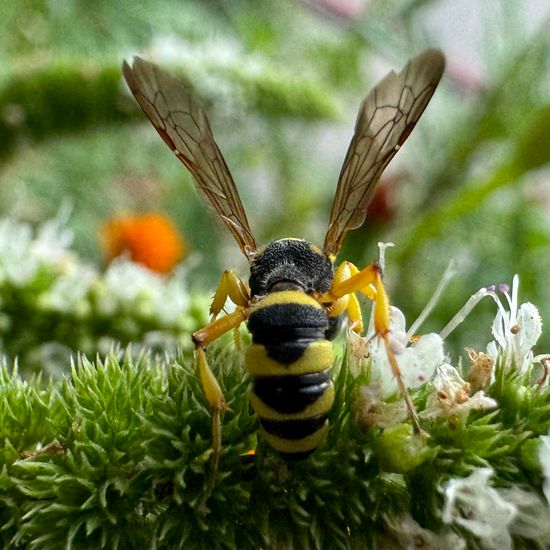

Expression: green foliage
xmin=1 ymin=339 xmax=550 ymax=548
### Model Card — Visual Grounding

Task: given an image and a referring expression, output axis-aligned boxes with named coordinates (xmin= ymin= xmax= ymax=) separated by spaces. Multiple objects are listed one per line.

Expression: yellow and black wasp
xmin=123 ymin=48 xmax=445 ymax=489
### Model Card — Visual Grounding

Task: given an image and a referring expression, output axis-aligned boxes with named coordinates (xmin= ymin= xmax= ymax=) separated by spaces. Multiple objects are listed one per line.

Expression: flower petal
xmin=514 ymin=302 xmax=542 ymax=372
xmin=370 ymin=332 xmax=444 ymax=396
xmin=442 ymin=468 xmax=516 ymax=549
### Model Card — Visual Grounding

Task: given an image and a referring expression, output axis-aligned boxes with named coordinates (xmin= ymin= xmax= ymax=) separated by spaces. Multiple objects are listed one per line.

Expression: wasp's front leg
xmin=192 ymin=272 xmax=251 ymax=513
xmin=319 ymin=261 xmax=423 ymax=435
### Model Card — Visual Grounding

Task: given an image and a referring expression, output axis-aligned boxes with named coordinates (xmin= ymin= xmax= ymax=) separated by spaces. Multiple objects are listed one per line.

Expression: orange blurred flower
xmin=101 ymin=213 xmax=187 ymax=274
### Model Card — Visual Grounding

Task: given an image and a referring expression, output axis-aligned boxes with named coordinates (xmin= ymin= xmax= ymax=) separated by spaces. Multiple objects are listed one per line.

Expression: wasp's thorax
xmin=248 ymin=239 xmax=334 ymax=297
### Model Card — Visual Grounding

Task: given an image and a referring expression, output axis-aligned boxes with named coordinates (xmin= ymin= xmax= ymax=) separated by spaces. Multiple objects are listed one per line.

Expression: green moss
xmin=0 ymin=342 xmax=549 ymax=548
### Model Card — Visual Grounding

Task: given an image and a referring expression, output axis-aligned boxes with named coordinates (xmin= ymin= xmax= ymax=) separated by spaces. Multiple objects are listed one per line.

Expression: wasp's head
xmin=249 ymin=239 xmax=334 ymax=297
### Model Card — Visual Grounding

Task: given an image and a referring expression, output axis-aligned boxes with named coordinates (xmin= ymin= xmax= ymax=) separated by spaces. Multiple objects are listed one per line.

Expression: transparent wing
xmin=323 ymin=49 xmax=445 ymax=258
xmin=122 ymin=57 xmax=257 ymax=260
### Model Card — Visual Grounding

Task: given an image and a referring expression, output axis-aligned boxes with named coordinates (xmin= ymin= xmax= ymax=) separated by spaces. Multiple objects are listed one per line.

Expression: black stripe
xmin=248 ymin=303 xmax=328 ymax=336
xmin=248 ymin=302 xmax=329 ymax=364
xmin=260 ymin=339 xmax=311 ymax=364
xmin=253 ymin=370 xmax=331 ymax=414
xmin=260 ymin=415 xmax=327 ymax=439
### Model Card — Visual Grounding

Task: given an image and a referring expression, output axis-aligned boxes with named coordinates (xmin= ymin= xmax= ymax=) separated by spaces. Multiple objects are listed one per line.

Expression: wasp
xmin=123 ymin=49 xmax=445 ymax=498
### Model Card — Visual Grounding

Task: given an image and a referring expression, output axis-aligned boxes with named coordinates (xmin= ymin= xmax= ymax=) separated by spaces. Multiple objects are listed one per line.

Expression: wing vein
xmin=123 ymin=57 xmax=257 ymax=260
xmin=323 ymin=49 xmax=445 ymax=258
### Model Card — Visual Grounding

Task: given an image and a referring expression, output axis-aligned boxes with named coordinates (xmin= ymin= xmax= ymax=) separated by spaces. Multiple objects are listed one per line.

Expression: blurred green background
xmin=1 ymin=0 xmax=549 ymax=358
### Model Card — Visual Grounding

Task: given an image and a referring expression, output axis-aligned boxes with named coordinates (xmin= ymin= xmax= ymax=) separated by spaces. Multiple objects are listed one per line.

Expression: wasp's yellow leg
xmin=347 ymin=292 xmax=363 ymax=334
xmin=321 ymin=263 xmax=423 ymax=435
xmin=192 ymin=308 xmax=249 ymax=513
xmin=321 ymin=262 xmax=387 ymax=334
xmin=322 ymin=263 xmax=379 ymax=303
xmin=322 ymin=261 xmax=368 ymax=332
xmin=209 ymin=270 xmax=250 ymax=319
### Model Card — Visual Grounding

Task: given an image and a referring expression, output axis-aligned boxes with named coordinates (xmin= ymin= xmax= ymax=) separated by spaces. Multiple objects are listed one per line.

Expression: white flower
xmin=0 ymin=215 xmax=73 ymax=286
xmin=40 ymin=263 xmax=97 ymax=316
xmin=442 ymin=468 xmax=517 ymax=549
xmin=368 ymin=306 xmax=445 ymax=397
xmin=487 ymin=275 xmax=542 ymax=373
xmin=421 ymin=364 xmax=497 ymax=420
xmin=498 ymin=486 xmax=550 ymax=543
xmin=99 ymin=259 xmax=188 ymax=326
xmin=382 ymin=512 xmax=466 ymax=549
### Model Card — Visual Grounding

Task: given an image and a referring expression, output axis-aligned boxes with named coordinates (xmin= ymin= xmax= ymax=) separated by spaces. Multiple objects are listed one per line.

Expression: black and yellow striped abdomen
xmin=246 ymin=291 xmax=335 ymax=459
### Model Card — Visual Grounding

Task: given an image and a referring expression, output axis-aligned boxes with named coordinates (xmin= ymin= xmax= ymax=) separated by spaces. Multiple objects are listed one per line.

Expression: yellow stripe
xmin=253 ymin=290 xmax=323 ymax=309
xmin=250 ymin=385 xmax=334 ymax=421
xmin=246 ymin=340 xmax=334 ymax=376
xmin=260 ymin=422 xmax=329 ymax=453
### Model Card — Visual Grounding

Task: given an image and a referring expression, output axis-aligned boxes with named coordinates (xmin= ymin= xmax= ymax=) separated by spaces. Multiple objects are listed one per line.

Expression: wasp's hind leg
xmin=192 ymin=290 xmax=250 ymax=513
xmin=319 ymin=262 xmax=423 ymax=435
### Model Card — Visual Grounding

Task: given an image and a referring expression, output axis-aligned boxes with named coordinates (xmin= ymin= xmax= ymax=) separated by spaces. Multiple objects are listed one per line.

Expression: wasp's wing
xmin=122 ymin=57 xmax=257 ymax=260
xmin=323 ymin=49 xmax=445 ymax=258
